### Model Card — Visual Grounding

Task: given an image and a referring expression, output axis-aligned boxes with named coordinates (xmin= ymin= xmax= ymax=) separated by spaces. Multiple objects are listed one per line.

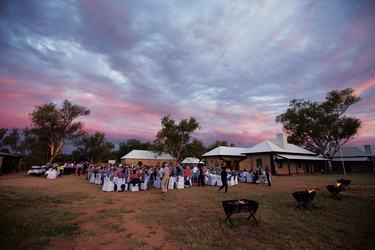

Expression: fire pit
xmin=292 ymin=190 xmax=316 ymax=211
xmin=327 ymin=183 xmax=343 ymax=198
xmin=222 ymin=199 xmax=259 ymax=228
xmin=337 ymin=178 xmax=352 ymax=190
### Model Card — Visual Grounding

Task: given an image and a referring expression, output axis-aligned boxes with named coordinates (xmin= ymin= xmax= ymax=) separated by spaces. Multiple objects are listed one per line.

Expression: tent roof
xmin=121 ymin=150 xmax=173 ymax=160
xmin=202 ymin=146 xmax=247 ymax=157
xmin=181 ymin=157 xmax=204 ymax=164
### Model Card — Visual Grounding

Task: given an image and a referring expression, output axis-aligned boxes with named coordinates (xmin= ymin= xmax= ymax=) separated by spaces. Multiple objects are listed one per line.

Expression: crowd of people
xmin=44 ymin=161 xmax=271 ymax=192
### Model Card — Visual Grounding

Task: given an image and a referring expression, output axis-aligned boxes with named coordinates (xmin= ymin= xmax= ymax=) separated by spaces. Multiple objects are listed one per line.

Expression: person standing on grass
xmin=218 ymin=166 xmax=228 ymax=193
xmin=197 ymin=166 xmax=205 ymax=187
xmin=265 ymin=165 xmax=271 ymax=186
xmin=161 ymin=163 xmax=170 ymax=194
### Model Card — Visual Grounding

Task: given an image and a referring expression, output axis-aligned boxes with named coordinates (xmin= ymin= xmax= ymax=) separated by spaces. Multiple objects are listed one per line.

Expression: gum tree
xmin=29 ymin=100 xmax=90 ymax=162
xmin=151 ymin=115 xmax=200 ymax=165
xmin=276 ymin=88 xmax=361 ymax=170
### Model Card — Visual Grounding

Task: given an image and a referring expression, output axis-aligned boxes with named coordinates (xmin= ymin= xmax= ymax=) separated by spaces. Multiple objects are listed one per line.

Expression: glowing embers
xmin=327 ymin=183 xmax=343 ymax=198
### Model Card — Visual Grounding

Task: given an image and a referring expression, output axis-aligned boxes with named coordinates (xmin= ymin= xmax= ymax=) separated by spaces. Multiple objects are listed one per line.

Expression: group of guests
xmin=44 ymin=160 xmax=271 ymax=193
xmin=238 ymin=165 xmax=271 ymax=186
xmin=44 ymin=161 xmax=90 ymax=177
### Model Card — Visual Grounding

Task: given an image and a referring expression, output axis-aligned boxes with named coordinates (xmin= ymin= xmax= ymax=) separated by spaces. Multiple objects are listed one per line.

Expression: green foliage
xmin=0 ymin=128 xmax=9 ymax=153
xmin=29 ymin=100 xmax=90 ymax=162
xmin=276 ymin=88 xmax=361 ymax=160
xmin=151 ymin=115 xmax=200 ymax=164
xmin=73 ymin=132 xmax=115 ymax=163
xmin=184 ymin=138 xmax=206 ymax=160
xmin=2 ymin=128 xmax=21 ymax=154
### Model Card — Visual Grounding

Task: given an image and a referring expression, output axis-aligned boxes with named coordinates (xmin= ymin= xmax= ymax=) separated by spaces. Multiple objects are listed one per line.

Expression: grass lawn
xmin=0 ymin=172 xmax=374 ymax=249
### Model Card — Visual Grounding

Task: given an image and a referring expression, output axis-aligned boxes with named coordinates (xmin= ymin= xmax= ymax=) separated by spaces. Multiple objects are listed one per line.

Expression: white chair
xmin=246 ymin=174 xmax=253 ymax=183
xmin=216 ymin=178 xmax=223 ymax=187
xmin=46 ymin=170 xmax=57 ymax=179
xmin=140 ymin=177 xmax=149 ymax=191
xmin=228 ymin=176 xmax=235 ymax=187
xmin=102 ymin=177 xmax=114 ymax=192
xmin=204 ymin=176 xmax=209 ymax=185
xmin=129 ymin=183 xmax=140 ymax=192
xmin=208 ymin=175 xmax=217 ymax=186
xmin=234 ymin=176 xmax=238 ymax=185
xmin=240 ymin=173 xmax=246 ymax=182
xmin=256 ymin=173 xmax=266 ymax=184
xmin=154 ymin=176 xmax=161 ymax=188
xmin=175 ymin=176 xmax=184 ymax=189
xmin=168 ymin=178 xmax=174 ymax=189
xmin=89 ymin=173 xmax=95 ymax=184
xmin=117 ymin=178 xmax=128 ymax=192
xmin=95 ymin=173 xmax=102 ymax=185
xmin=113 ymin=177 xmax=119 ymax=187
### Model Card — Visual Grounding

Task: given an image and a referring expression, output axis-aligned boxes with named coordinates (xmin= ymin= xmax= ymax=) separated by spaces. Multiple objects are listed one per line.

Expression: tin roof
xmin=202 ymin=146 xmax=247 ymax=157
xmin=276 ymin=154 xmax=328 ymax=161
xmin=121 ymin=150 xmax=174 ymax=160
xmin=243 ymin=141 xmax=316 ymax=155
xmin=329 ymin=146 xmax=371 ymax=158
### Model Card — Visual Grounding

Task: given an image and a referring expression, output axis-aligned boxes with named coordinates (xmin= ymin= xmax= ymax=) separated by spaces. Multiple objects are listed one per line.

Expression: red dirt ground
xmin=0 ymin=172 xmax=179 ymax=249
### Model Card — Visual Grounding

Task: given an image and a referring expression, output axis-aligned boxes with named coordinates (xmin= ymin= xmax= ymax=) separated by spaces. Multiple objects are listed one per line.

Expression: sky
xmin=0 ymin=0 xmax=374 ymax=151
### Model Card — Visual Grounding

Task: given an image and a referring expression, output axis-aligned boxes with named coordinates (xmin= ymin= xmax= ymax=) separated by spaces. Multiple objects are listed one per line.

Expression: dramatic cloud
xmin=1 ymin=0 xmax=374 ymax=149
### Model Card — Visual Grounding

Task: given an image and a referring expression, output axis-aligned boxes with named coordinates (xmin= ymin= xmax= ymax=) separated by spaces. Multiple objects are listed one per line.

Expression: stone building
xmin=202 ymin=133 xmax=327 ymax=175
xmin=242 ymin=133 xmax=327 ymax=175
xmin=202 ymin=146 xmax=247 ymax=171
xmin=0 ymin=152 xmax=23 ymax=174
xmin=120 ymin=150 xmax=174 ymax=167
xmin=330 ymin=145 xmax=374 ymax=172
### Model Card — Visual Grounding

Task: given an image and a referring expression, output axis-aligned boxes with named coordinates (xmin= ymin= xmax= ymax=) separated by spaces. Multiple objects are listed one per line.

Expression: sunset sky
xmin=1 ymin=0 xmax=374 ymax=151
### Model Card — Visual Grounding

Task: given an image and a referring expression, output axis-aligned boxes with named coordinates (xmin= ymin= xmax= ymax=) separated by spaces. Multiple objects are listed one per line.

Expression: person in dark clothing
xmin=218 ymin=167 xmax=228 ymax=193
xmin=197 ymin=166 xmax=205 ymax=187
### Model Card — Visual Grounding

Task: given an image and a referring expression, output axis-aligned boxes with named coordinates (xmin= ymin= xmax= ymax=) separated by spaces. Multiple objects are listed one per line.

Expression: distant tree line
xmin=0 ymin=100 xmax=235 ymax=169
xmin=1 ymin=88 xmax=361 ymax=170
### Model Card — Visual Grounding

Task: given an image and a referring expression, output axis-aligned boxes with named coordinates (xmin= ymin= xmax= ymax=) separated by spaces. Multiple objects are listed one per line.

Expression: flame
xmin=336 ymin=183 xmax=341 ymax=187
xmin=237 ymin=200 xmax=245 ymax=204
xmin=308 ymin=189 xmax=314 ymax=193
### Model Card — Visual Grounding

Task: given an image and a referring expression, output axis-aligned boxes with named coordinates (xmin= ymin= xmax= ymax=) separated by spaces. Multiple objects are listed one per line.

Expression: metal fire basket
xmin=222 ymin=199 xmax=259 ymax=228
xmin=292 ymin=191 xmax=316 ymax=211
xmin=326 ymin=184 xmax=343 ymax=198
xmin=337 ymin=178 xmax=352 ymax=190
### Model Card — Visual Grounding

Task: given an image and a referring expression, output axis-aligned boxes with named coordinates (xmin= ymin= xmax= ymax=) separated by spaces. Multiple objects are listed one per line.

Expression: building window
xmin=138 ymin=161 xmax=142 ymax=166
xmin=256 ymin=159 xmax=262 ymax=167
xmin=278 ymin=161 xmax=283 ymax=168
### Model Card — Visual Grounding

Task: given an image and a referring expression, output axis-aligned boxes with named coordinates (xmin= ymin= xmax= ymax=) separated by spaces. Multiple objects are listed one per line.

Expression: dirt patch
xmin=0 ymin=171 xmax=77 ymax=187
xmin=0 ymin=171 xmax=179 ymax=249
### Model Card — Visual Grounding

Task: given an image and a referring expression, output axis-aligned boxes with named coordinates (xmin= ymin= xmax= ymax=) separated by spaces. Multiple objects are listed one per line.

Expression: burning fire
xmin=336 ymin=183 xmax=342 ymax=188
xmin=308 ymin=189 xmax=314 ymax=193
xmin=235 ymin=200 xmax=245 ymax=205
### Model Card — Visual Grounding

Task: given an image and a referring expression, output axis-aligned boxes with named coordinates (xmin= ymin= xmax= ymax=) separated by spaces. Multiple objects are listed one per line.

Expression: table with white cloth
xmin=27 ymin=169 xmax=46 ymax=175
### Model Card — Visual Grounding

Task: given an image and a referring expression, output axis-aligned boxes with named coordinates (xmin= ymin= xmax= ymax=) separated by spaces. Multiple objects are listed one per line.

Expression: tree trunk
xmin=327 ymin=160 xmax=333 ymax=171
